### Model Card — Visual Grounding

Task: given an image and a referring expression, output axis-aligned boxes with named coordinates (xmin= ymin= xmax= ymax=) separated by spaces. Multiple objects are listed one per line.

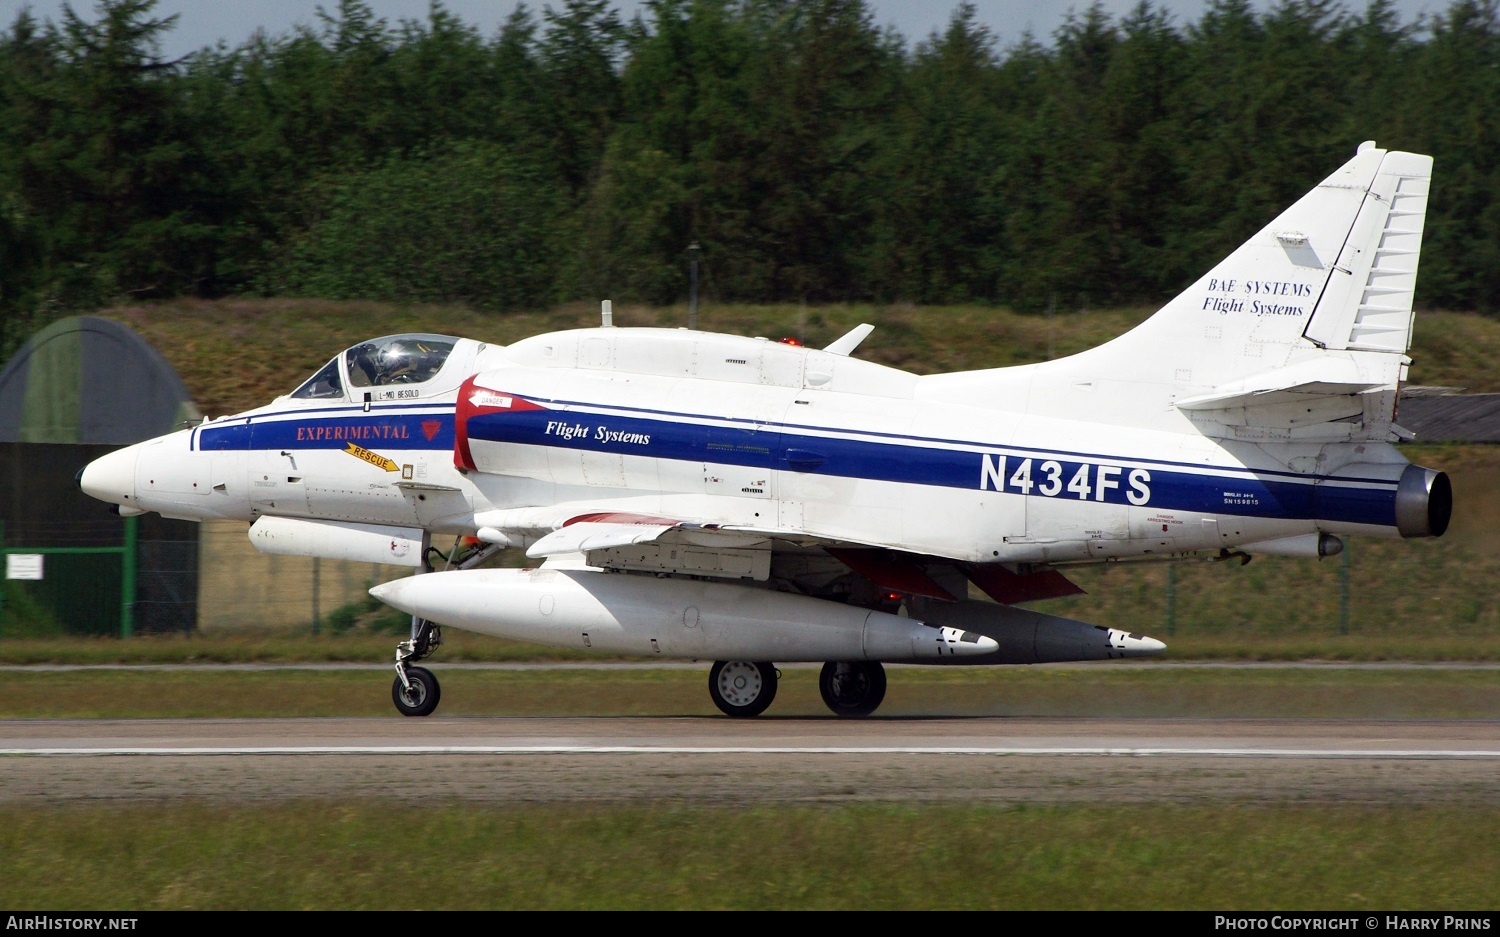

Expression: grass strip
xmin=5 ymin=666 xmax=1499 ymax=719
xmin=0 ymin=802 xmax=1494 ymax=910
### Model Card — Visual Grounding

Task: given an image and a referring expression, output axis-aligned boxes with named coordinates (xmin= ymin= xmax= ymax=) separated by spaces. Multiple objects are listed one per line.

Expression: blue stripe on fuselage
xmin=466 ymin=407 xmax=1398 ymax=527
xmin=196 ymin=412 xmax=455 ymax=451
xmin=192 ymin=402 xmax=1400 ymax=528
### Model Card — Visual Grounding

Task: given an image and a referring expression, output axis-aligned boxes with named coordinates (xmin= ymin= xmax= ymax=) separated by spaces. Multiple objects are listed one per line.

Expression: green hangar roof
xmin=0 ymin=316 xmax=199 ymax=445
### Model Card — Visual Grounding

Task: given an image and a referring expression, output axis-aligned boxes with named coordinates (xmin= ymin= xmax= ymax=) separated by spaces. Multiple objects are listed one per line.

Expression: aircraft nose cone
xmin=79 ymin=445 xmax=139 ymax=509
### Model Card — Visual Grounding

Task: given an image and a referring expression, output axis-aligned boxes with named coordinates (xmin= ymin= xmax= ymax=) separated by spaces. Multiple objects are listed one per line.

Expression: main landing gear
xmin=708 ymin=660 xmax=779 ymax=717
xmin=390 ymin=537 xmax=504 ymax=717
xmin=707 ymin=660 xmax=890 ymax=718
xmin=818 ymin=661 xmax=887 ymax=717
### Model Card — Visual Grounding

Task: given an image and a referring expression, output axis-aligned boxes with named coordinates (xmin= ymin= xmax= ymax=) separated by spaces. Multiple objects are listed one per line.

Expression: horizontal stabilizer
xmin=1175 ymin=380 xmax=1384 ymax=411
xmin=1175 ymin=357 xmax=1388 ymax=411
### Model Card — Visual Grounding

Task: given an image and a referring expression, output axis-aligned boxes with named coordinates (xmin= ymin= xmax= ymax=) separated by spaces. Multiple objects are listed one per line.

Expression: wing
xmin=474 ymin=506 xmax=1082 ymax=606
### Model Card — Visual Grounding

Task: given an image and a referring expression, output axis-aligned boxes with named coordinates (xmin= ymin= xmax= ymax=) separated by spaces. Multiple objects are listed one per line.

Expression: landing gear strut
xmin=708 ymin=660 xmax=779 ymax=717
xmin=392 ymin=616 xmax=442 ymax=717
xmin=819 ymin=661 xmax=887 ymax=717
xmin=390 ymin=536 xmax=503 ymax=717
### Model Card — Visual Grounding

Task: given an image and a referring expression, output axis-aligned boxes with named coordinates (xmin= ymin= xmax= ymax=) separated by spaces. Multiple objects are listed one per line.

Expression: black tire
xmin=819 ymin=661 xmax=887 ymax=717
xmin=708 ymin=660 xmax=778 ymax=718
xmin=392 ymin=665 xmax=441 ymax=717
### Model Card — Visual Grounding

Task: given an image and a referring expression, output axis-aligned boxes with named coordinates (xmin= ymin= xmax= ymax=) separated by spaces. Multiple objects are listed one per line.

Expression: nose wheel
xmin=392 ymin=665 xmax=440 ymax=717
xmin=708 ymin=660 xmax=778 ymax=717
xmin=392 ymin=615 xmax=442 ymax=716
xmin=385 ymin=539 xmax=504 ymax=718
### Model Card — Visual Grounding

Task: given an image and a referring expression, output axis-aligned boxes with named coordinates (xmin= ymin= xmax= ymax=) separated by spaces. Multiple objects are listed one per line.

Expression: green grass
xmin=0 ymin=628 xmax=611 ymax=665
xmin=10 ymin=629 xmax=1500 ymax=666
xmin=7 ymin=665 xmax=1500 ymax=719
xmin=1 ymin=802 xmax=1494 ymax=910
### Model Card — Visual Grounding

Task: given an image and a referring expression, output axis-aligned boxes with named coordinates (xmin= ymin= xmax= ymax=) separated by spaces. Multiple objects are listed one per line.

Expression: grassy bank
xmin=8 ymin=630 xmax=1500 ymax=667
xmin=99 ymin=298 xmax=1500 ymax=417
xmin=2 ymin=802 xmax=1495 ymax=910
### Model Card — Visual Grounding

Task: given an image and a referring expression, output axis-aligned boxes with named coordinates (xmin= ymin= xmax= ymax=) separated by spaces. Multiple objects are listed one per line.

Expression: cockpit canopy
xmin=291 ymin=334 xmax=462 ymax=401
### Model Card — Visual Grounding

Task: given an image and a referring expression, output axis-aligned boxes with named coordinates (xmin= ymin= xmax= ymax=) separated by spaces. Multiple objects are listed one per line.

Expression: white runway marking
xmin=7 ymin=746 xmax=1500 ymax=758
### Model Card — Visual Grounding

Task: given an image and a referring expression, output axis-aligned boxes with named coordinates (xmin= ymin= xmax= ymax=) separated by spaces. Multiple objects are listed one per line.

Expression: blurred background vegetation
xmin=6 ymin=0 xmax=1500 ymax=357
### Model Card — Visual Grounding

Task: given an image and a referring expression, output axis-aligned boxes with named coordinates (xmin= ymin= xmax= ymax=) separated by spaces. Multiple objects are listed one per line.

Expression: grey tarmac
xmin=2 ymin=715 xmax=1498 ymax=806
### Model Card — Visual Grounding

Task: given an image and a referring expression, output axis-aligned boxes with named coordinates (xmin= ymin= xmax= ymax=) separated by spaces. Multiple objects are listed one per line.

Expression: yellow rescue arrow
xmin=343 ymin=442 xmax=400 ymax=472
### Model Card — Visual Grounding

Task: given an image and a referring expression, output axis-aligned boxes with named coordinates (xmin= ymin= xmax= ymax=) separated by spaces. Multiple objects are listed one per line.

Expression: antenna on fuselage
xmin=601 ymin=300 xmax=613 ymax=328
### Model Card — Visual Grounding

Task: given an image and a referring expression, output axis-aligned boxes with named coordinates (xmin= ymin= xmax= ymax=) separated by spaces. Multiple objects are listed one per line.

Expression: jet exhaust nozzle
xmin=1395 ymin=464 xmax=1452 ymax=539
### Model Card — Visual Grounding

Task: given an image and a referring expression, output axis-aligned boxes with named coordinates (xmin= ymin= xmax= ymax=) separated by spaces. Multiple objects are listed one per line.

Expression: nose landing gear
xmin=392 ymin=662 xmax=440 ymax=717
xmin=392 ymin=617 xmax=442 ymax=717
xmin=388 ymin=537 xmax=504 ymax=716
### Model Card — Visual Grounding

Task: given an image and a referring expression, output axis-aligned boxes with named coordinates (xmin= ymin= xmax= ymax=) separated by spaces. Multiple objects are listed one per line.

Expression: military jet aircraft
xmin=79 ymin=142 xmax=1451 ymax=718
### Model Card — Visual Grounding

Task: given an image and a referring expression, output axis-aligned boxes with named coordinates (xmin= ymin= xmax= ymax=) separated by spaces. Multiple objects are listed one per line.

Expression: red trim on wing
xmin=563 ymin=512 xmax=683 ymax=527
xmin=962 ymin=564 xmax=1085 ymax=605
xmin=826 ymin=548 xmax=960 ymax=602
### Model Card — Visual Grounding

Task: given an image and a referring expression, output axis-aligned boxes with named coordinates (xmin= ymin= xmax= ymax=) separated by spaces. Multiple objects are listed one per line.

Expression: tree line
xmin=3 ymin=0 xmax=1500 ymax=352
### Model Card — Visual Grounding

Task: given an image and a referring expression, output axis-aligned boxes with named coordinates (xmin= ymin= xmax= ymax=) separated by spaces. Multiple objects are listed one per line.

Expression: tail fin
xmin=928 ymin=143 xmax=1432 ymax=440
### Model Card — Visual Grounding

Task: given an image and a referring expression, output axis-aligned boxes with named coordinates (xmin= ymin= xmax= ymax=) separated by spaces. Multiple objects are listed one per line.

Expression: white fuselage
xmin=82 ymin=327 xmax=1424 ymax=568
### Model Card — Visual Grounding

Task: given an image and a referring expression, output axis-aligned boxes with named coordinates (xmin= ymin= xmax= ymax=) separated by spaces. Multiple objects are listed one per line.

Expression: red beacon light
xmin=777 ymin=337 xmax=803 ymax=346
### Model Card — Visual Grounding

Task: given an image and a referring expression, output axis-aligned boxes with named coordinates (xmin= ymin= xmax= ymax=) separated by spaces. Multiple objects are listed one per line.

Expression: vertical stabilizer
xmin=921 ymin=144 xmax=1432 ymax=438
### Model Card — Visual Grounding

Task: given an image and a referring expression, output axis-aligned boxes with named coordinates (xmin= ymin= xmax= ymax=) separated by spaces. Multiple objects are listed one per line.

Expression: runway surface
xmin=4 ymin=716 xmax=1499 ymax=806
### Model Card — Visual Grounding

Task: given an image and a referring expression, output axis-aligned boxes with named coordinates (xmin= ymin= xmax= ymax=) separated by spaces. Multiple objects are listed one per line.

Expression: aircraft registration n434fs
xmin=80 ymin=142 xmax=1451 ymax=718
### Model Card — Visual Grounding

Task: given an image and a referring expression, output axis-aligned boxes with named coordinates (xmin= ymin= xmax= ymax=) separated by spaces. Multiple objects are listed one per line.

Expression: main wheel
xmin=392 ymin=665 xmax=441 ymax=717
xmin=819 ymin=661 xmax=887 ymax=717
xmin=708 ymin=660 xmax=778 ymax=718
